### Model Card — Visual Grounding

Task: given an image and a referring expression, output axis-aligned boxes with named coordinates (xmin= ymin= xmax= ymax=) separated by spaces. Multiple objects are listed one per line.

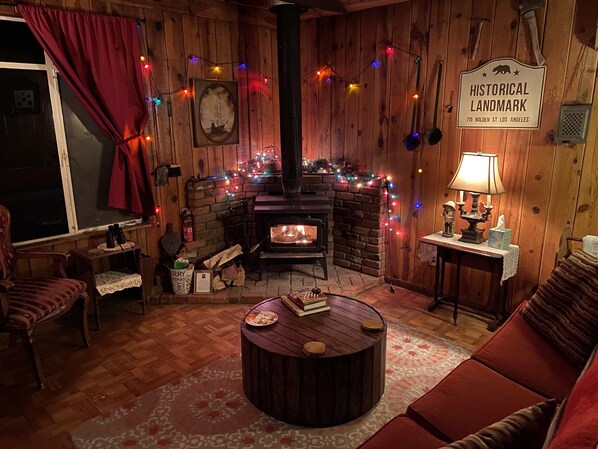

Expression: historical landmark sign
xmin=457 ymin=58 xmax=546 ymax=129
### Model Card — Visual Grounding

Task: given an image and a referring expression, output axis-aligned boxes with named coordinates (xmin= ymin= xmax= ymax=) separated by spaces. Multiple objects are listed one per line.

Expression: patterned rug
xmin=71 ymin=323 xmax=469 ymax=449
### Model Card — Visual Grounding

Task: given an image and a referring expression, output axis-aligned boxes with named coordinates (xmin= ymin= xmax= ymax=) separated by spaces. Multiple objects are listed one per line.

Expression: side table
xmin=70 ymin=244 xmax=156 ymax=330
xmin=419 ymin=233 xmax=520 ymax=331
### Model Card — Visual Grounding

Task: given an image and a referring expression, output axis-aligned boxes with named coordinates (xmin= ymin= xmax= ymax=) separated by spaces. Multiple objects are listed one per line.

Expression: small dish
xmin=245 ymin=311 xmax=278 ymax=327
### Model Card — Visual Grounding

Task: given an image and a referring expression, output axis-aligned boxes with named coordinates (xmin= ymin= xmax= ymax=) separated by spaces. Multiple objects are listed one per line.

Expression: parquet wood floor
xmin=0 ymin=284 xmax=491 ymax=449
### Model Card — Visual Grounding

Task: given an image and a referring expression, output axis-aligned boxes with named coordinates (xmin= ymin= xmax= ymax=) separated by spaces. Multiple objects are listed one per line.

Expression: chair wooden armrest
xmin=0 ymin=279 xmax=14 ymax=291
xmin=16 ymin=250 xmax=69 ymax=277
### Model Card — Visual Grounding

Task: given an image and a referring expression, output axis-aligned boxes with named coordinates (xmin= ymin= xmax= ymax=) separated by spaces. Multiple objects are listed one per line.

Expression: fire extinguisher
xmin=181 ymin=208 xmax=194 ymax=242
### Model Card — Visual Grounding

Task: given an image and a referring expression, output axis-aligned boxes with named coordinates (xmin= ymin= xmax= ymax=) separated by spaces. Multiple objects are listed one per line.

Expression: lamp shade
xmin=447 ymin=151 xmax=506 ymax=195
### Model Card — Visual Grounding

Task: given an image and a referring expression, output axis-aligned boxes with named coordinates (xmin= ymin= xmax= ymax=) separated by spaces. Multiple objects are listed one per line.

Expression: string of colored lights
xmin=137 ymin=24 xmax=423 ymax=216
xmin=140 ymin=40 xmax=421 ymax=103
xmin=213 ymin=152 xmax=401 ymax=243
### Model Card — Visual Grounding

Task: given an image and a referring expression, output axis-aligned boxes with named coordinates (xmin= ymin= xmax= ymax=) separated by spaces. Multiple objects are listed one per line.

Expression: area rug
xmin=71 ymin=324 xmax=470 ymax=449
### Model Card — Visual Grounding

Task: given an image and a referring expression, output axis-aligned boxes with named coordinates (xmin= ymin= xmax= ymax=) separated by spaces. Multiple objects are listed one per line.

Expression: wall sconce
xmin=447 ymin=151 xmax=506 ymax=244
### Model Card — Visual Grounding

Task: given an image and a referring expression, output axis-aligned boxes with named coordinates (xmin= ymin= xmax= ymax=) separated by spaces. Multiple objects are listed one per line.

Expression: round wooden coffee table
xmin=241 ymin=294 xmax=386 ymax=427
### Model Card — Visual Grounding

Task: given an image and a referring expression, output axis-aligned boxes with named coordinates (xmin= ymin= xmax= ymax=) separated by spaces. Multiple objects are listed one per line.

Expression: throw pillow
xmin=439 ymin=400 xmax=557 ymax=449
xmin=542 ymin=346 xmax=598 ymax=449
xmin=521 ymin=249 xmax=598 ymax=368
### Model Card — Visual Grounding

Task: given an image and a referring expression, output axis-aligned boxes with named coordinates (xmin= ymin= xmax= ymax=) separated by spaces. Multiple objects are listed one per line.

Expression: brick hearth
xmin=171 ymin=173 xmax=387 ymax=303
xmin=151 ymin=255 xmax=384 ymax=304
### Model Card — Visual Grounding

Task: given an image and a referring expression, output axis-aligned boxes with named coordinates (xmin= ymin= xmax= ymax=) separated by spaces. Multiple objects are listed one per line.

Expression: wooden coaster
xmin=88 ymin=248 xmax=105 ymax=255
xmin=361 ymin=319 xmax=384 ymax=332
xmin=303 ymin=341 xmax=326 ymax=357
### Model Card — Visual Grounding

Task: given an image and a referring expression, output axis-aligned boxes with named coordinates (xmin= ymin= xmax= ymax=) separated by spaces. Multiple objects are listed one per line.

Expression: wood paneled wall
xmin=3 ymin=0 xmax=596 ymax=310
xmin=301 ymin=0 xmax=598 ymax=308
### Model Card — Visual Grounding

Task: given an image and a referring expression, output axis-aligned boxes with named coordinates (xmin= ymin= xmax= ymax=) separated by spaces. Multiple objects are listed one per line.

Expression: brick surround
xmin=332 ymin=177 xmax=386 ymax=277
xmin=185 ymin=174 xmax=386 ymax=277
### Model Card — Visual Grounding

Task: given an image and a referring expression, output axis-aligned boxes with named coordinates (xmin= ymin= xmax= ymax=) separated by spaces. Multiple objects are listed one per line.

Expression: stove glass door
xmin=270 ymin=224 xmax=318 ymax=247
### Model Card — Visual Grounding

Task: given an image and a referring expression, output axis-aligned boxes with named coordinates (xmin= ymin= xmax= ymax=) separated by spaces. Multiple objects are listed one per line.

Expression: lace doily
xmin=97 ymin=242 xmax=136 ymax=252
xmin=95 ymin=271 xmax=142 ymax=296
xmin=501 ymin=245 xmax=520 ymax=283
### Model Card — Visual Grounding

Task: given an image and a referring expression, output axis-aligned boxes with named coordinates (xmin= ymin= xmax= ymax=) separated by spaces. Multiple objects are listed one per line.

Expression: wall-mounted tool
xmin=470 ymin=17 xmax=490 ymax=60
xmin=424 ymin=61 xmax=443 ymax=146
xmin=403 ymin=56 xmax=423 ymax=151
xmin=519 ymin=0 xmax=546 ymax=66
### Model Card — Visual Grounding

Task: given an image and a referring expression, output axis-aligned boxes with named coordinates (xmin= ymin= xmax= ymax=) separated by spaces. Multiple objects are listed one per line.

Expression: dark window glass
xmin=59 ymin=77 xmax=134 ymax=229
xmin=0 ymin=21 xmax=45 ymax=64
xmin=0 ymin=68 xmax=69 ymax=242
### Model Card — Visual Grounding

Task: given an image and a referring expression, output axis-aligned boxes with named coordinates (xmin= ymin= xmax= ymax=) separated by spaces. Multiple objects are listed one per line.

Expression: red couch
xmin=358 ymin=302 xmax=594 ymax=449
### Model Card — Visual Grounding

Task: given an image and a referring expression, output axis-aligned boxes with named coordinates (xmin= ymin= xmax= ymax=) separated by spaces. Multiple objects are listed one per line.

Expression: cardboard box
xmin=488 ymin=228 xmax=511 ymax=250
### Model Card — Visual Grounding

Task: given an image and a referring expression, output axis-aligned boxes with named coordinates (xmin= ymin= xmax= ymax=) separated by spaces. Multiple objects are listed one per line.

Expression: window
xmin=0 ymin=17 xmax=139 ymax=243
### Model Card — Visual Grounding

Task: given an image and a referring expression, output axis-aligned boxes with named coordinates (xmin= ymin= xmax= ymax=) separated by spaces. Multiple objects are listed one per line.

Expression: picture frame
xmin=193 ymin=270 xmax=213 ymax=293
xmin=191 ymin=79 xmax=239 ymax=147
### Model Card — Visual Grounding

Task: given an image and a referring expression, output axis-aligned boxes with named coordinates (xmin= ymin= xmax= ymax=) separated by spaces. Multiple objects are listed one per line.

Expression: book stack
xmin=282 ymin=288 xmax=330 ymax=316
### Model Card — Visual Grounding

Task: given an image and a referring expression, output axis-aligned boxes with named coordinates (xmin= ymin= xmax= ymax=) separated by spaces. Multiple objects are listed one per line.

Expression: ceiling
xmin=221 ymin=0 xmax=410 ymax=19
xmin=111 ymin=0 xmax=409 ymax=20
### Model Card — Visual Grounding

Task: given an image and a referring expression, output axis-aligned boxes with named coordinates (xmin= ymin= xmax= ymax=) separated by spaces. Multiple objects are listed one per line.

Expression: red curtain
xmin=18 ymin=5 xmax=155 ymax=216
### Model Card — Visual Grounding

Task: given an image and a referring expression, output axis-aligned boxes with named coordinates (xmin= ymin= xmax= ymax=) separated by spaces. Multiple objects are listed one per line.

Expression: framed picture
xmin=192 ymin=79 xmax=239 ymax=147
xmin=194 ymin=270 xmax=213 ymax=293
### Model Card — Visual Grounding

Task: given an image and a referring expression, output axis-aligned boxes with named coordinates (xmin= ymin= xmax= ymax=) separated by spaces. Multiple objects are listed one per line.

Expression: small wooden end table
xmin=241 ymin=294 xmax=386 ymax=427
xmin=70 ymin=244 xmax=155 ymax=330
xmin=419 ymin=233 xmax=519 ymax=331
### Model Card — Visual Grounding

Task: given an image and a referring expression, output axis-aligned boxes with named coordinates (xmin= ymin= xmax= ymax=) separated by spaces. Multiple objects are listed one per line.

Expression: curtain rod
xmin=0 ymin=1 xmax=146 ymax=23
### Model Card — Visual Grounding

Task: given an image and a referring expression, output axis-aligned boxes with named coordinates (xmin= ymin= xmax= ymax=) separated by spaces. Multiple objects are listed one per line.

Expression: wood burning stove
xmin=251 ymin=3 xmax=332 ymax=280
xmin=254 ymin=193 xmax=332 ymax=279
xmin=268 ymin=218 xmax=323 ymax=251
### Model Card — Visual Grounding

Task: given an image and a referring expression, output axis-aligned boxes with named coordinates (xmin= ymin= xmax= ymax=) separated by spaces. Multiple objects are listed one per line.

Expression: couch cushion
xmin=407 ymin=359 xmax=548 ymax=441
xmin=6 ymin=278 xmax=87 ymax=328
xmin=543 ymin=346 xmax=598 ymax=449
xmin=438 ymin=400 xmax=557 ymax=449
xmin=358 ymin=414 xmax=449 ymax=449
xmin=473 ymin=307 xmax=579 ymax=400
xmin=521 ymin=250 xmax=598 ymax=368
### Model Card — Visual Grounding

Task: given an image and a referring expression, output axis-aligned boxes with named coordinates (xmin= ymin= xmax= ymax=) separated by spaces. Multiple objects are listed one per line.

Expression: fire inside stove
xmin=270 ymin=224 xmax=317 ymax=245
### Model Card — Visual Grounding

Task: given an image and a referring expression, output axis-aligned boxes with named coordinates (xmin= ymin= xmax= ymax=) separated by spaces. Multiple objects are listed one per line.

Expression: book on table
xmin=281 ymin=295 xmax=330 ymax=317
xmin=288 ymin=289 xmax=327 ymax=306
xmin=287 ymin=290 xmax=327 ymax=310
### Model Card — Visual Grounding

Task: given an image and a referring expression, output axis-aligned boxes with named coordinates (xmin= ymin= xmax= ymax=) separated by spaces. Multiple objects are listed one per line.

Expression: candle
xmin=487 ymin=194 xmax=492 ymax=207
xmin=459 ymin=191 xmax=464 ymax=203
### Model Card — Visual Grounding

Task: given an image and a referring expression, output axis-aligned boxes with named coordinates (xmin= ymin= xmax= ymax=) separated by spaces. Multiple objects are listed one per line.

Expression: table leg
xmin=453 ymin=253 xmax=462 ymax=326
xmin=488 ymin=278 xmax=509 ymax=331
xmin=94 ymin=296 xmax=101 ymax=331
xmin=427 ymin=253 xmax=444 ymax=312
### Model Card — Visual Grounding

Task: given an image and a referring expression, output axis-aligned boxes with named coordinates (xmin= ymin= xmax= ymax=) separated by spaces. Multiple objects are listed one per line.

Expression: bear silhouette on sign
xmin=492 ymin=65 xmax=511 ymax=75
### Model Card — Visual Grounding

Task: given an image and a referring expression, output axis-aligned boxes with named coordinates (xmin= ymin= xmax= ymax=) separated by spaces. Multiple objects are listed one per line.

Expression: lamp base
xmin=459 ymin=226 xmax=486 ymax=244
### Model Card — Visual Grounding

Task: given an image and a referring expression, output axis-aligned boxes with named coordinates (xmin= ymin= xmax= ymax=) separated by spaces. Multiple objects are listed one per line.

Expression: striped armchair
xmin=0 ymin=205 xmax=90 ymax=389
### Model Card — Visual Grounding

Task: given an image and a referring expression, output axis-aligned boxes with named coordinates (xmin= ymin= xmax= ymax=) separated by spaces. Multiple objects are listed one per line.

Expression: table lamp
xmin=447 ymin=151 xmax=506 ymax=244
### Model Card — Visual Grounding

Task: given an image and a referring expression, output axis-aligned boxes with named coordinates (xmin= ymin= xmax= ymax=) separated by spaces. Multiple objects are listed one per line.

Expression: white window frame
xmin=1 ymin=16 xmax=141 ymax=245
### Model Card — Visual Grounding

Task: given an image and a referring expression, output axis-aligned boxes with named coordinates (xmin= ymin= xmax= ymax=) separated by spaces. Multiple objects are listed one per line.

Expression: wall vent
xmin=555 ymin=104 xmax=592 ymax=144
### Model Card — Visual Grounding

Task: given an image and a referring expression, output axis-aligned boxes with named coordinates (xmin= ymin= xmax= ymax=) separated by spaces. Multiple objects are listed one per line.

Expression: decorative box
xmin=488 ymin=228 xmax=511 ymax=250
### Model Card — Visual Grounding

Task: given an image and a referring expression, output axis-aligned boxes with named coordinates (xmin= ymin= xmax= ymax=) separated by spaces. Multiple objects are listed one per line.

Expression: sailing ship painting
xmin=193 ymin=80 xmax=238 ymax=146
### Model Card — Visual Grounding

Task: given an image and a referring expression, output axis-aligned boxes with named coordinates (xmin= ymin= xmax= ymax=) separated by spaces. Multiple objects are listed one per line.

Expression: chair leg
xmin=22 ymin=331 xmax=45 ymax=389
xmin=79 ymin=293 xmax=91 ymax=347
